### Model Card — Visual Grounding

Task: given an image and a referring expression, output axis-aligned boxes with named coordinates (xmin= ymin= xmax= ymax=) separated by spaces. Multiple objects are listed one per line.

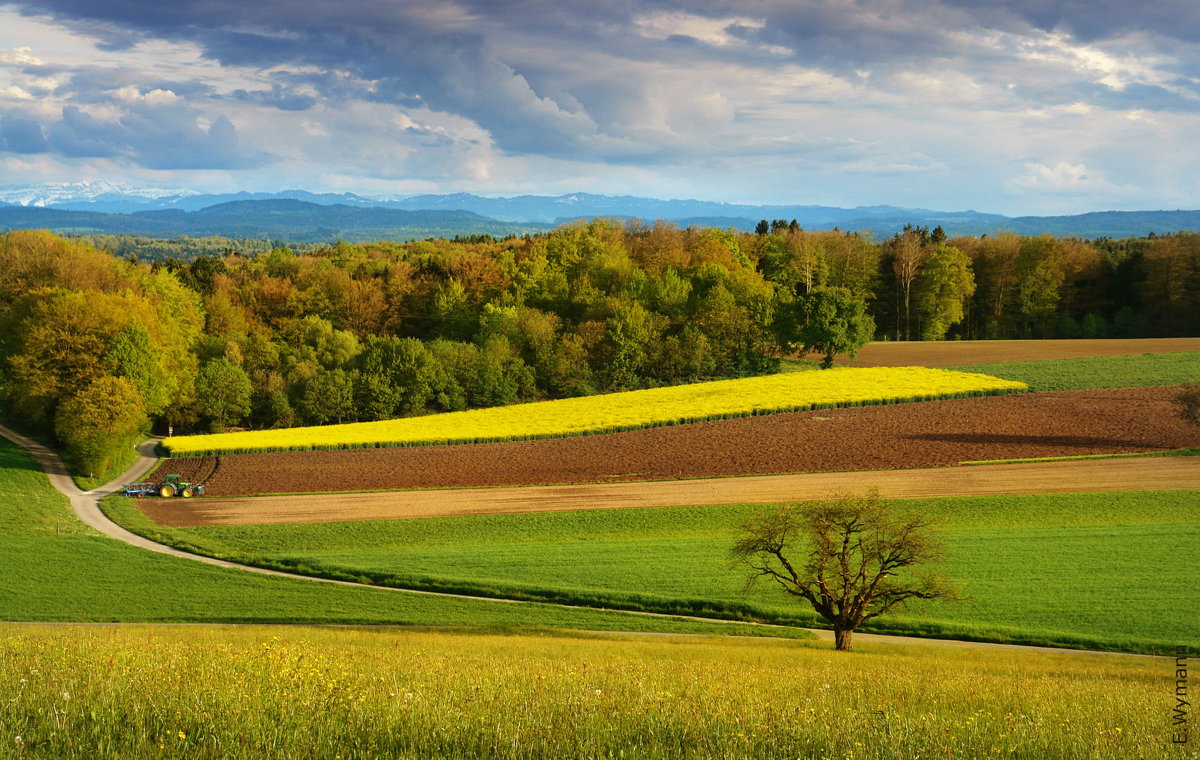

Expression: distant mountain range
xmin=0 ymin=199 xmax=544 ymax=243
xmin=0 ymin=183 xmax=1196 ymax=242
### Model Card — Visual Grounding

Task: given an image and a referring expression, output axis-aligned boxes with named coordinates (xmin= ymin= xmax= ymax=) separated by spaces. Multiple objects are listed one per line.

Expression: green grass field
xmin=949 ymin=351 xmax=1200 ymax=390
xmin=0 ymin=624 xmax=1172 ymax=760
xmin=0 ymin=437 xmax=803 ymax=637
xmin=781 ymin=350 xmax=1200 ymax=390
xmin=104 ymin=489 xmax=1200 ymax=654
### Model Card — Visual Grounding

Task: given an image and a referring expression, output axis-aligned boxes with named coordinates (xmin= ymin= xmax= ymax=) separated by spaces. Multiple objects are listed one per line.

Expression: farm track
xmin=163 ymin=386 xmax=1199 ymax=496
xmin=141 ymin=456 xmax=1200 ymax=527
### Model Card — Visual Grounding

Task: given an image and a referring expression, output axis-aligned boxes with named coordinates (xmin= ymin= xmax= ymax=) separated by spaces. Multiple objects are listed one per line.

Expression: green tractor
xmin=156 ymin=474 xmax=205 ymax=498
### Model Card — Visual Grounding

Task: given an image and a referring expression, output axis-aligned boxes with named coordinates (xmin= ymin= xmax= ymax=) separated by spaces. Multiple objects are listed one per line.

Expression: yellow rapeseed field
xmin=163 ymin=366 xmax=1026 ymax=456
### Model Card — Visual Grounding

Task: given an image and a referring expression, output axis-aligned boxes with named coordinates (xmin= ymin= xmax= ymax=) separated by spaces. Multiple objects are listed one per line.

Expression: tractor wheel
xmin=159 ymin=484 xmax=176 ymax=498
xmin=181 ymin=487 xmax=194 ymax=498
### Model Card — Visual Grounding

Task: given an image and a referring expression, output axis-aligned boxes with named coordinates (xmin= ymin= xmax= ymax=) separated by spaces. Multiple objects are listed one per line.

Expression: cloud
xmin=1011 ymin=161 xmax=1093 ymax=191
xmin=1 ymin=93 xmax=272 ymax=169
xmin=1004 ymin=161 xmax=1142 ymax=207
xmin=0 ymin=46 xmax=43 ymax=66
xmin=46 ymin=105 xmax=121 ymax=157
xmin=0 ymin=1 xmax=1197 ymax=213
xmin=0 ymin=115 xmax=48 ymax=153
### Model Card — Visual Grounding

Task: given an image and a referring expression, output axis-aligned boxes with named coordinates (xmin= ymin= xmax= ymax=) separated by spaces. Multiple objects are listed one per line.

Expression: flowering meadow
xmin=163 ymin=367 xmax=1026 ymax=456
xmin=0 ymin=625 xmax=1167 ymax=760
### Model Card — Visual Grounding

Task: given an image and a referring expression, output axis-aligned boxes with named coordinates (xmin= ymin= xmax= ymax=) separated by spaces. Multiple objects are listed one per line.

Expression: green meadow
xmin=0 ymin=437 xmax=799 ymax=637
xmin=105 ymin=489 xmax=1200 ymax=654
xmin=948 ymin=351 xmax=1200 ymax=390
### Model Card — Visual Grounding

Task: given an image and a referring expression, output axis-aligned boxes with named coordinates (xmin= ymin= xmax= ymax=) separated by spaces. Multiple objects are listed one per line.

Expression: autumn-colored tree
xmin=4 ymin=290 xmax=139 ymax=426
xmin=54 ymin=376 xmax=147 ymax=476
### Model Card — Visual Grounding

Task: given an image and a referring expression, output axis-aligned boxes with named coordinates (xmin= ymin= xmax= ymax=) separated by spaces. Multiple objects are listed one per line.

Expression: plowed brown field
xmin=139 ymin=457 xmax=1200 ymax=527
xmin=160 ymin=386 xmax=1198 ymax=496
xmin=815 ymin=337 xmax=1200 ymax=366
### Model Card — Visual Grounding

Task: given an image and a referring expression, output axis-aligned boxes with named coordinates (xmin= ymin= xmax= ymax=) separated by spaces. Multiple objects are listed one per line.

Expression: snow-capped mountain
xmin=0 ymin=181 xmax=198 ymax=208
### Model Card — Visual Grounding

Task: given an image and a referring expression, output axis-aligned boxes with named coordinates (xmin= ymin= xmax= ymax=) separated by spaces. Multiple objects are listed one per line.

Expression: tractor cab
xmin=157 ymin=474 xmax=204 ymax=498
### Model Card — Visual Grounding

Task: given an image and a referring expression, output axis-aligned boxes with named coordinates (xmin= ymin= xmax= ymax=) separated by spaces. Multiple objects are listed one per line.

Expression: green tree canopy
xmin=54 ymin=375 xmax=147 ymax=476
xmin=778 ymin=286 xmax=874 ymax=369
xmin=915 ymin=243 xmax=975 ymax=341
xmin=195 ymin=357 xmax=252 ymax=432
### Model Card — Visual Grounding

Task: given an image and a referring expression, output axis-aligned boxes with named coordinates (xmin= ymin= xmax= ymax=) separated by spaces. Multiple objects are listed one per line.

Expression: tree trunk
xmin=834 ymin=627 xmax=854 ymax=651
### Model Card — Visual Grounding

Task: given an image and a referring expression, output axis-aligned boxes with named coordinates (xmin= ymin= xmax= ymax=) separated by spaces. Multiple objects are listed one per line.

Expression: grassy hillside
xmin=0 ymin=437 xmax=797 ymax=636
xmin=0 ymin=624 xmax=1169 ymax=760
xmin=105 ymin=490 xmax=1199 ymax=653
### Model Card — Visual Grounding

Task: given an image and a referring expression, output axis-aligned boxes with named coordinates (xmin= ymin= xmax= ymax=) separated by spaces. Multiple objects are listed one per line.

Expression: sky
xmin=0 ymin=0 xmax=1197 ymax=215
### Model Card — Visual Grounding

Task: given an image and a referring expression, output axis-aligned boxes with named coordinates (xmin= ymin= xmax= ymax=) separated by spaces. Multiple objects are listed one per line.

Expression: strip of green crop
xmin=950 ymin=350 xmax=1200 ymax=390
xmin=103 ymin=489 xmax=1200 ymax=654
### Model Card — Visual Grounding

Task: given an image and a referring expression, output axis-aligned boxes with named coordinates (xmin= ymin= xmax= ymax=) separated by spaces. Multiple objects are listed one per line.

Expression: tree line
xmin=1 ymin=221 xmax=1196 ymax=473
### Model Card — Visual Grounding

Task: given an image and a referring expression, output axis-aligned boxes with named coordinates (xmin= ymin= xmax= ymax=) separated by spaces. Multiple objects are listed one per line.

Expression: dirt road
xmin=143 ymin=455 xmax=1200 ymax=527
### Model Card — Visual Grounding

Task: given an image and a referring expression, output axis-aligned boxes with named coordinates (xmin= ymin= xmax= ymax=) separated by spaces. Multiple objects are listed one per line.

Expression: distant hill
xmin=0 ymin=183 xmax=1197 ymax=241
xmin=0 ymin=201 xmax=548 ymax=242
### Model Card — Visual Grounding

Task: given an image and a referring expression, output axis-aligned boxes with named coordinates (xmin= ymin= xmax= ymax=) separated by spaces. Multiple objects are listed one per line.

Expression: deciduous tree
xmin=777 ymin=287 xmax=874 ymax=369
xmin=915 ymin=243 xmax=975 ymax=341
xmin=195 ymin=357 xmax=252 ymax=432
xmin=54 ymin=375 xmax=147 ymax=476
xmin=730 ymin=491 xmax=956 ymax=651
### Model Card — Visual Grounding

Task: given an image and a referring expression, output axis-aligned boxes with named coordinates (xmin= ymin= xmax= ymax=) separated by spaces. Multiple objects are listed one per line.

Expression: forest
xmin=0 ymin=220 xmax=1196 ymax=474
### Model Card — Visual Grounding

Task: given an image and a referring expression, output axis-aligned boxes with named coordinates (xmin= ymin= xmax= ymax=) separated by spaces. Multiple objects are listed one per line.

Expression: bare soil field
xmin=160 ymin=386 xmax=1198 ymax=497
xmin=138 ymin=456 xmax=1200 ymax=527
xmin=814 ymin=337 xmax=1200 ymax=367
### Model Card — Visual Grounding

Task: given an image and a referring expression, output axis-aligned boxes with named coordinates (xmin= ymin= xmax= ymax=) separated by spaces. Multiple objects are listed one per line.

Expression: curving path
xmin=0 ymin=423 xmax=1169 ymax=655
xmin=0 ymin=423 xmax=522 ymax=594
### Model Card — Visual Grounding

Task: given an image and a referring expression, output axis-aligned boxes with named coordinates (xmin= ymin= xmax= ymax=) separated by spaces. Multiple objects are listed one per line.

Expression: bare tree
xmin=730 ymin=491 xmax=956 ymax=651
xmin=888 ymin=228 xmax=927 ymax=340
